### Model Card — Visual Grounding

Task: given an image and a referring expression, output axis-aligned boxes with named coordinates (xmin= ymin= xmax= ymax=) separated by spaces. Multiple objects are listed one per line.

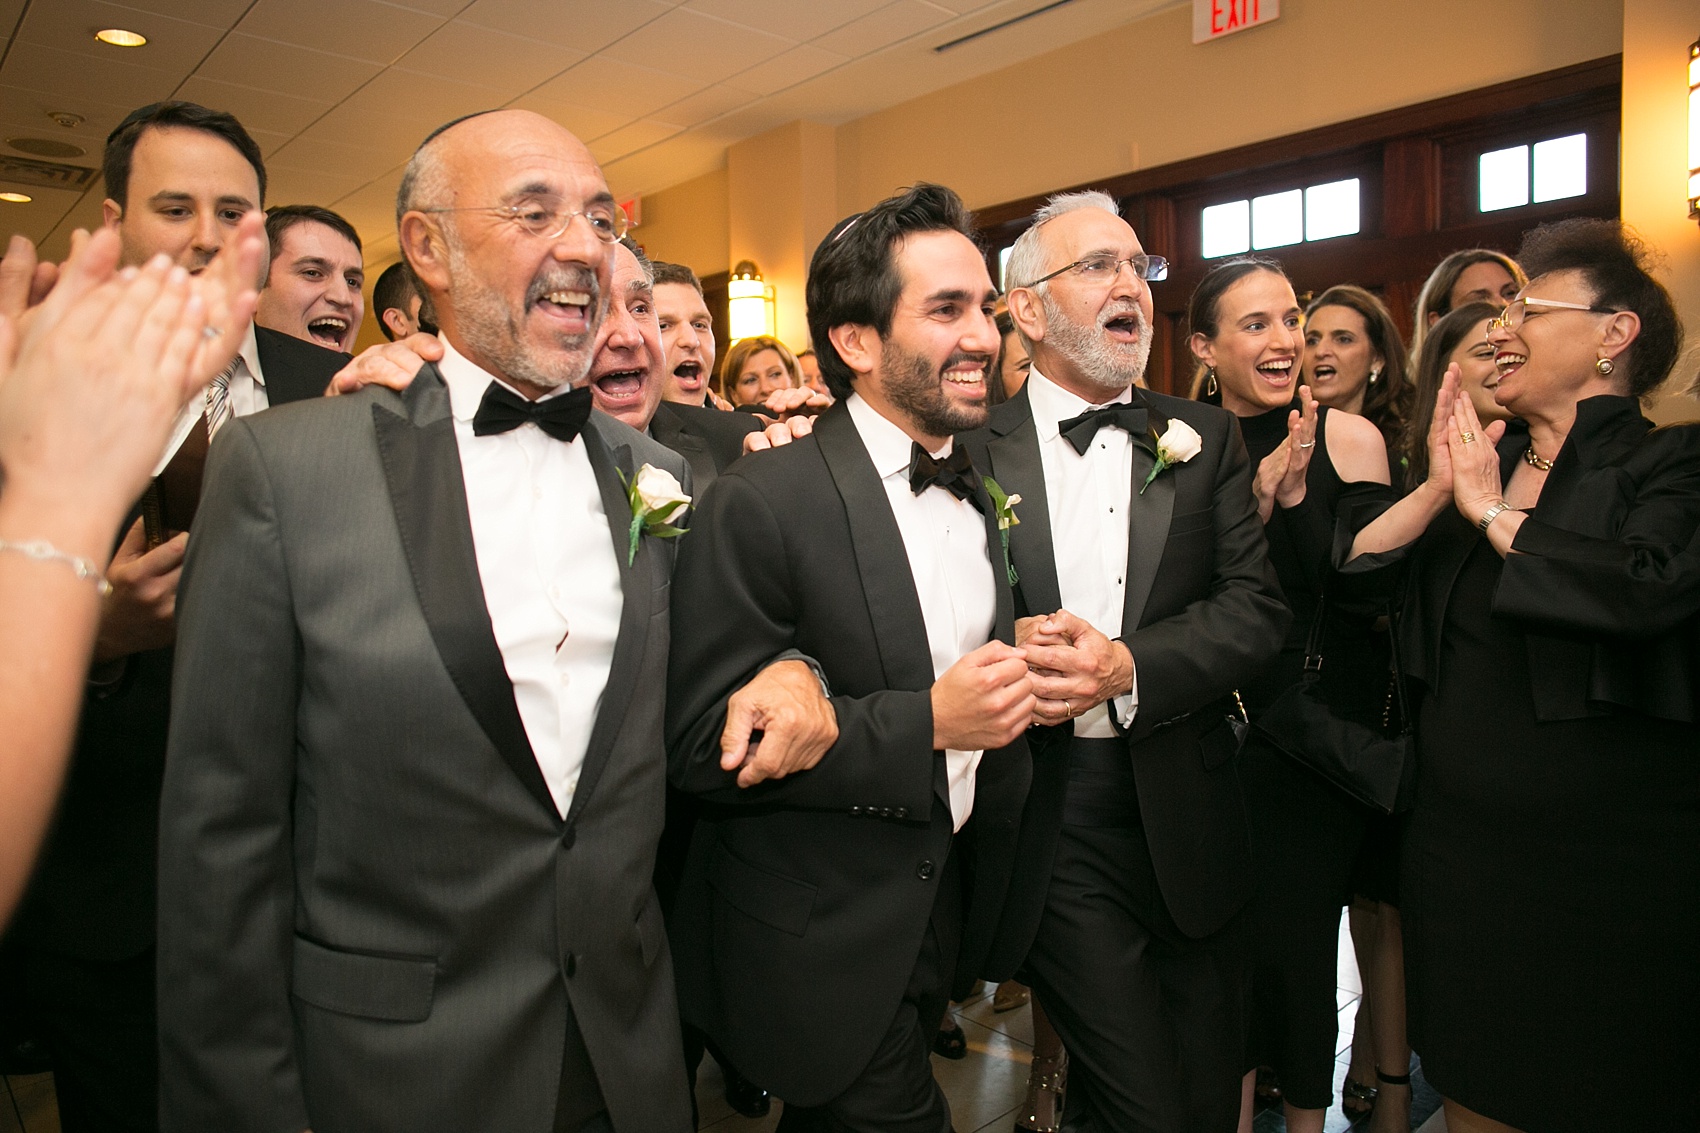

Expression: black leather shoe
xmin=933 ymin=1020 xmax=968 ymax=1060
xmin=725 ymin=1070 xmax=771 ymax=1118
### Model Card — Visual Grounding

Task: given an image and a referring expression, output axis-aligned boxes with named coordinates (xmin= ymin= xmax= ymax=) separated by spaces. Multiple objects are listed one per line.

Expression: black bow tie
xmin=909 ymin=442 xmax=982 ymax=508
xmin=1058 ymin=402 xmax=1147 ymax=455
xmin=472 ymin=382 xmax=593 ymax=443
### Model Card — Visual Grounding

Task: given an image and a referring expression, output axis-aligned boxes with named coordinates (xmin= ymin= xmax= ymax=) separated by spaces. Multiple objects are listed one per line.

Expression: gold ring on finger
xmin=1460 ymin=431 xmax=1476 ymax=443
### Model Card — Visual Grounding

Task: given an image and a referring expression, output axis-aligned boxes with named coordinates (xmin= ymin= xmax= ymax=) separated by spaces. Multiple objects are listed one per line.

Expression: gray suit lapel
xmin=1122 ymin=393 xmax=1173 ymax=636
xmin=371 ymin=364 xmax=556 ymax=820
xmin=565 ymin=417 xmax=656 ymax=826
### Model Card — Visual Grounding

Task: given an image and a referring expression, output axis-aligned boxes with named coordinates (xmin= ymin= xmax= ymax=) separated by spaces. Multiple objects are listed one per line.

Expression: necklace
xmin=1523 ymin=446 xmax=1553 ymax=472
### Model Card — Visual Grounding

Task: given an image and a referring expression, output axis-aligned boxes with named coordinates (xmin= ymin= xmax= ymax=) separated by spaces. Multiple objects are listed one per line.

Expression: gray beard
xmin=1040 ymin=291 xmax=1152 ymax=398
xmin=445 ymin=239 xmax=596 ymax=392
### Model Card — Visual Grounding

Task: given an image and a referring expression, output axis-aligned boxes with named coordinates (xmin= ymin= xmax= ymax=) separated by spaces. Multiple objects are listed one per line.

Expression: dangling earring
xmin=1206 ymin=368 xmax=1218 ymax=396
xmin=1595 ymin=357 xmax=1615 ymax=376
xmin=1368 ymin=367 xmax=1381 ymax=385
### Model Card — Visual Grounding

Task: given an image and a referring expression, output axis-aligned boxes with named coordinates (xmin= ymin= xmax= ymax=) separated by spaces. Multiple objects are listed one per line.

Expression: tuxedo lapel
xmin=372 ymin=365 xmax=556 ymax=820
xmin=984 ymin=391 xmax=1062 ymax=618
xmin=1121 ymin=393 xmax=1173 ymax=636
xmin=649 ymin=408 xmax=718 ymax=488
xmin=566 ymin=418 xmax=655 ymax=825
xmin=971 ymin=475 xmax=1018 ymax=646
xmin=813 ymin=405 xmax=935 ymax=692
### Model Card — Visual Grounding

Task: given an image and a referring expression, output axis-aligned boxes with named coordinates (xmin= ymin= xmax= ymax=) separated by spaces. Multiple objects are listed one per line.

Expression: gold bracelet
xmin=0 ymin=537 xmax=112 ymax=595
xmin=1476 ymin=500 xmax=1514 ymax=532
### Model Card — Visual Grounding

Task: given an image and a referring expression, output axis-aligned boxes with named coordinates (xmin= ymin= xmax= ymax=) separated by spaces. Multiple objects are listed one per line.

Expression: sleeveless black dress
xmin=1238 ymin=404 xmax=1395 ymax=1108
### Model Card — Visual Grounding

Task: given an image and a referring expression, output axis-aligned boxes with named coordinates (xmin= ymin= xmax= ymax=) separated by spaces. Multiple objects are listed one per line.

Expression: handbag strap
xmin=1301 ymin=588 xmax=1329 ymax=673
xmin=1382 ymin=607 xmax=1413 ymax=737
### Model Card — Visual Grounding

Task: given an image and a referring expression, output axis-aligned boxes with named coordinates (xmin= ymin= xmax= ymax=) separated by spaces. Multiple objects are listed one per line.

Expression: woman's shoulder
xmin=1321 ymin=407 xmax=1392 ymax=485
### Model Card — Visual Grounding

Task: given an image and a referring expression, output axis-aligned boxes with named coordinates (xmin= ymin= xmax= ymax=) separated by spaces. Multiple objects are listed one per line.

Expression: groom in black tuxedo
xmin=961 ymin=191 xmax=1288 ymax=1132
xmin=666 ymin=184 xmax=1034 ymax=1132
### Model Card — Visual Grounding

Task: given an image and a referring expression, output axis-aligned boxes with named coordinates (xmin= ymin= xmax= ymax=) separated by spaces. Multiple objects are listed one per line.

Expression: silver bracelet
xmin=0 ymin=537 xmax=112 ymax=595
xmin=1477 ymin=500 xmax=1515 ymax=532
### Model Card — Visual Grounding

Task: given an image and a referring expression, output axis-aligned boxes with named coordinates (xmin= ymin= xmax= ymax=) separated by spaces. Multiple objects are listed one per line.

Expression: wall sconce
xmin=1689 ymin=34 xmax=1699 ymax=223
xmin=727 ymin=260 xmax=776 ymax=340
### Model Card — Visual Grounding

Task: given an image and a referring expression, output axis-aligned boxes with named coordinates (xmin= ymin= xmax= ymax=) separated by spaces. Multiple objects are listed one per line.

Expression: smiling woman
xmin=718 ymin=334 xmax=799 ymax=407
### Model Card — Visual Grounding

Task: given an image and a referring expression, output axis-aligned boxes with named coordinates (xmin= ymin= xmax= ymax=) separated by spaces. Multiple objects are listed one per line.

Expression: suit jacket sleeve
xmin=1123 ymin=413 xmax=1289 ymax=729
xmin=156 ymin=419 xmax=310 ymax=1133
xmin=666 ymin=470 xmax=936 ymax=814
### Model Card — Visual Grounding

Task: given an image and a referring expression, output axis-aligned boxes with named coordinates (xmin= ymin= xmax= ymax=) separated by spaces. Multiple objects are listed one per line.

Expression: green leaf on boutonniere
xmin=983 ymin=475 xmax=1021 ymax=586
xmin=618 ymin=464 xmax=691 ymax=565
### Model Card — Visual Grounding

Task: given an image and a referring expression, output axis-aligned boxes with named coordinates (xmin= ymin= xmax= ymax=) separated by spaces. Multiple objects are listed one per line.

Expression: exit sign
xmin=1193 ymin=0 xmax=1279 ymax=43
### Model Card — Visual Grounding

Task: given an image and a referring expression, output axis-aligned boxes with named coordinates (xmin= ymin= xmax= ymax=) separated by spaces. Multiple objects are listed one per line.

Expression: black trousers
xmin=776 ymin=847 xmax=963 ymax=1133
xmin=1026 ymin=822 xmax=1247 ymax=1133
xmin=18 ymin=946 xmax=158 ymax=1133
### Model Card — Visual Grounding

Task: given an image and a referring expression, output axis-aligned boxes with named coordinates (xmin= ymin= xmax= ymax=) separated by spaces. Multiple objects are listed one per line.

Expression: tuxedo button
xmin=849 ymin=806 xmax=863 ymax=817
xmin=878 ymin=807 xmax=892 ymax=818
xmin=916 ymin=860 xmax=935 ymax=880
xmin=565 ymin=953 xmax=577 ymax=977
xmin=895 ymin=807 xmax=910 ymax=819
xmin=560 ymin=826 xmax=576 ymax=849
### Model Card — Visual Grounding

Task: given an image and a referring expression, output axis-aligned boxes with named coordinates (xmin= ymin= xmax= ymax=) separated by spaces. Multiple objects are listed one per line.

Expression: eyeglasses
xmin=419 ymin=195 xmax=629 ymax=243
xmin=1017 ymin=253 xmax=1168 ymax=289
xmin=1488 ymin=296 xmax=1619 ymax=333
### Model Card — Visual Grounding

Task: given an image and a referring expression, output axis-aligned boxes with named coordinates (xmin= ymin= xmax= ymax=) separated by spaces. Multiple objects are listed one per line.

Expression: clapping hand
xmin=1447 ymin=381 xmax=1508 ymax=522
xmin=1251 ymin=386 xmax=1318 ymax=522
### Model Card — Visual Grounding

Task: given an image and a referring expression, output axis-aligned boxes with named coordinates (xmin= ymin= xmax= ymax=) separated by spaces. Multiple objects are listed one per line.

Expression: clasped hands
xmin=1017 ymin=610 xmax=1134 ymax=728
xmin=1419 ymin=364 xmax=1512 ymax=527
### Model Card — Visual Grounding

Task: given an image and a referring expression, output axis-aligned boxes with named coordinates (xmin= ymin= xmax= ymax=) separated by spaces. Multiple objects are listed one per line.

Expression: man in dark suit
xmin=2 ymin=100 xmax=345 ymax=1133
xmin=961 ymin=191 xmax=1288 ymax=1132
xmin=667 ymin=184 xmax=1035 ymax=1132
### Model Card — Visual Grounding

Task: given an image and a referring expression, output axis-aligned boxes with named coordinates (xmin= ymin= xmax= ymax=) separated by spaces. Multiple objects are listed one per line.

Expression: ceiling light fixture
xmin=95 ymin=28 xmax=148 ymax=47
xmin=0 ymin=192 xmax=33 ymax=204
xmin=1688 ymin=33 xmax=1699 ymax=224
xmin=933 ymin=0 xmax=1079 ymax=53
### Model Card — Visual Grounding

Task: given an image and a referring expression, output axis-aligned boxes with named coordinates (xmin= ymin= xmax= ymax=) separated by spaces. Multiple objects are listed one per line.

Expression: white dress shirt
xmin=1024 ymin=367 xmax=1140 ymax=737
xmin=152 ymin=322 xmax=270 ymax=474
xmin=438 ymin=340 xmax=623 ymax=818
xmin=846 ymin=394 xmax=997 ymax=831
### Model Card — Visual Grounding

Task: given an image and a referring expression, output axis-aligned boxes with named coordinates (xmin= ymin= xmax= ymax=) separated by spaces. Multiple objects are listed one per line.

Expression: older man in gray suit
xmin=156 ymin=109 xmax=830 ymax=1133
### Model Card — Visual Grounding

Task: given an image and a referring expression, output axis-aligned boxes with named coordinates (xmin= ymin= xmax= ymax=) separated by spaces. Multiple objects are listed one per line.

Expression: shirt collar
xmin=845 ymin=393 xmax=952 ymax=480
xmin=237 ymin=322 xmax=263 ymax=387
xmin=437 ymin=337 xmax=580 ymax=425
xmin=1025 ymin=366 xmax=1135 ymax=442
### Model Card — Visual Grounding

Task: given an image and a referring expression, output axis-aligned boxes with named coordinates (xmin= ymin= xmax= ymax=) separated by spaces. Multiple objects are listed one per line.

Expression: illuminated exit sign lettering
xmin=1193 ymin=0 xmax=1279 ymax=43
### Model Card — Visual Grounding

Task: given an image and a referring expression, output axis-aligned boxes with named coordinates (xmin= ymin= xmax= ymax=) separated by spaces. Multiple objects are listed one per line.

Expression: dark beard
xmin=880 ymin=342 xmax=991 ymax=439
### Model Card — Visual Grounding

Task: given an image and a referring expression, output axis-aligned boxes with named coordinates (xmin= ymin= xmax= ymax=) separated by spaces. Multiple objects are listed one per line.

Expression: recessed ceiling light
xmin=95 ymin=28 xmax=148 ymax=47
xmin=8 ymin=137 xmax=86 ymax=159
xmin=0 ymin=192 xmax=33 ymax=204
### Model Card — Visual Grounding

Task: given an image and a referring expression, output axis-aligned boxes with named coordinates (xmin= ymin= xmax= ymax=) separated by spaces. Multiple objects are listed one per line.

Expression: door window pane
xmin=1251 ymin=189 xmax=1303 ymax=250
xmin=1304 ymin=178 xmax=1360 ymax=241
xmin=1479 ymin=144 xmax=1529 ymax=212
xmin=1532 ymin=133 xmax=1587 ymax=202
xmin=1202 ymin=200 xmax=1251 ymax=259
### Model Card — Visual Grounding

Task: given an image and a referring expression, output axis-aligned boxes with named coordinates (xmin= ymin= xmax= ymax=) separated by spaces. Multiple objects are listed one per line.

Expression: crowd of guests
xmin=0 ymin=93 xmax=1695 ymax=1133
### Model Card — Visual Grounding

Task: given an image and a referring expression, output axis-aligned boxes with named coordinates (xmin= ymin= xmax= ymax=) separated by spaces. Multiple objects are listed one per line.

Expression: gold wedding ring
xmin=1460 ymin=431 xmax=1476 ymax=444
xmin=1063 ymin=699 xmax=1073 ymax=717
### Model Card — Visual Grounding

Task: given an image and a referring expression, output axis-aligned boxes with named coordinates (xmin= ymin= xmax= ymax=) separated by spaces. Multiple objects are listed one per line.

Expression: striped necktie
xmin=205 ymin=360 xmax=236 ymax=439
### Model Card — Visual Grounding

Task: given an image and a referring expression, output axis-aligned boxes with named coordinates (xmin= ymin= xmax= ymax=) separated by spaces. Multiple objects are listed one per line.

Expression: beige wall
xmin=1622 ymin=0 xmax=1700 ymax=422
xmin=631 ymin=167 xmax=729 ymax=281
xmin=836 ymin=0 xmax=1623 ymax=212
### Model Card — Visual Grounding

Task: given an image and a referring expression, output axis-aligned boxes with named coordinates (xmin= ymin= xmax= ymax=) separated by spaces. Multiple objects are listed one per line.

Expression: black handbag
xmin=1252 ymin=595 xmax=1414 ymax=814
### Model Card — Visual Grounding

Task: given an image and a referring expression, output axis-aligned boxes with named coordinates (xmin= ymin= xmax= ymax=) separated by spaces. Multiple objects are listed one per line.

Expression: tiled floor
xmin=1 ymin=913 xmax=1442 ymax=1133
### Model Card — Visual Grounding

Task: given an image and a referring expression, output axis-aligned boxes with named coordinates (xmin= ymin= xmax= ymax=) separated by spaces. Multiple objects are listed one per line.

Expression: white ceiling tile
xmin=3 ymin=44 xmax=184 ymax=111
xmin=528 ymin=56 xmax=705 ymax=119
xmin=0 ymin=184 xmax=83 ymax=248
xmin=599 ymin=8 xmax=792 ymax=85
xmin=331 ymin=176 xmax=405 ymax=228
xmin=0 ymin=84 xmax=154 ymax=142
xmin=38 ymin=190 xmax=109 ymax=261
xmin=812 ymin=1 xmax=958 ymax=57
xmin=392 ymin=21 xmax=584 ymax=99
xmin=504 ymin=96 xmax=632 ymax=145
xmin=382 ymin=0 xmax=469 ymax=16
xmin=681 ymin=0 xmax=891 ymax=43
xmin=195 ymin=35 xmax=384 ymax=105
xmin=329 ymin=69 xmax=509 ymax=136
xmin=603 ymin=132 xmax=729 ymax=201
xmin=456 ymin=0 xmax=673 ymax=55
xmin=723 ymin=43 xmax=847 ymax=97
xmin=13 ymin=0 xmax=226 ymax=74
xmin=264 ymin=166 xmax=375 ymax=211
xmin=648 ymin=84 xmax=754 ymax=129
xmin=235 ymin=0 xmax=445 ymax=65
xmin=107 ymin=0 xmax=254 ymax=26
xmin=922 ymin=0 xmax=1008 ymax=12
xmin=172 ymin=75 xmax=336 ymax=135
xmin=265 ymin=134 xmax=407 ymax=182
xmin=588 ymin=119 xmax=679 ymax=163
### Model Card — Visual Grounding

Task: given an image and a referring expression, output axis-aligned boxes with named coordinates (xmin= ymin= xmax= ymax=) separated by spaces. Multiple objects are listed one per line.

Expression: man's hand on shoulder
xmin=1021 ymin=609 xmax=1134 ymax=727
xmin=719 ymin=659 xmax=839 ymax=787
xmin=325 ymin=332 xmax=440 ymax=397
xmin=742 ymin=414 xmax=815 ymax=454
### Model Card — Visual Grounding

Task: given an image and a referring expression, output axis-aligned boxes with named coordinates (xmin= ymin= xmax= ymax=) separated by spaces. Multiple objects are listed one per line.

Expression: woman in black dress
xmin=1344 ymin=218 xmax=1700 ymax=1133
xmin=1187 ymin=258 xmax=1394 ymax=1133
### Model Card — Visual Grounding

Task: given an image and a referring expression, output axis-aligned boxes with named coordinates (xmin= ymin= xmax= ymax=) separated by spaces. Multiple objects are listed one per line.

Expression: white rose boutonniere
xmin=1140 ymin=419 xmax=1203 ymax=495
xmin=982 ymin=475 xmax=1021 ymax=585
xmin=618 ymin=463 xmax=691 ymax=564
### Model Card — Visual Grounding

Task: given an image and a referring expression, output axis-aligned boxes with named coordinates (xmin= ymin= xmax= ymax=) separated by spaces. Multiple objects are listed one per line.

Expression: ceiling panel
xmin=598 ymin=7 xmax=792 ymax=85
xmin=588 ymin=118 xmax=679 ymax=163
xmin=106 ymin=0 xmax=255 ymax=26
xmin=723 ymin=43 xmax=847 ymax=97
xmin=0 ymin=186 xmax=83 ymax=241
xmin=648 ymin=83 xmax=752 ymax=130
xmin=3 ymin=44 xmax=184 ymax=110
xmin=333 ymin=68 xmax=507 ymax=133
xmin=234 ymin=0 xmax=445 ymax=65
xmin=455 ymin=0 xmax=674 ymax=55
xmin=173 ymin=74 xmax=336 ymax=135
xmin=392 ymin=21 xmax=584 ymax=99
xmin=12 ymin=0 xmax=227 ymax=74
xmin=528 ymin=55 xmax=705 ymax=119
xmin=265 ymin=166 xmax=374 ymax=210
xmin=266 ymin=133 xmax=409 ymax=182
xmin=196 ymin=35 xmax=385 ymax=104
xmin=504 ymin=95 xmax=631 ymax=144
xmin=812 ymin=1 xmax=958 ymax=57
xmin=680 ymin=0 xmax=891 ymax=44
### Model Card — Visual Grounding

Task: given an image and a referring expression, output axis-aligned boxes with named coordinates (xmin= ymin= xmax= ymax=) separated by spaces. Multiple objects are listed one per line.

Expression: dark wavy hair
xmin=1403 ymin=301 xmax=1502 ymax=490
xmin=1304 ymin=284 xmax=1411 ymax=452
xmin=806 ymin=183 xmax=976 ymax=401
xmin=1514 ymin=219 xmax=1684 ymax=400
xmin=1185 ymin=255 xmax=1287 ymax=401
xmin=104 ymin=101 xmax=267 ymax=212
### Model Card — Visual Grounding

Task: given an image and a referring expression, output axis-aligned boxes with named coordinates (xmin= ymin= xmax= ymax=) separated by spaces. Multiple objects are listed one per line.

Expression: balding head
xmin=396 ymin=109 xmax=620 ymax=399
